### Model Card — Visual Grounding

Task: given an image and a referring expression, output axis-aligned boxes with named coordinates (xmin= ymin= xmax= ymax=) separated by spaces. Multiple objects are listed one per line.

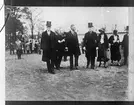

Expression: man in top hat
xmin=122 ymin=26 xmax=129 ymax=65
xmin=65 ymin=24 xmax=81 ymax=70
xmin=40 ymin=21 xmax=57 ymax=74
xmin=83 ymin=22 xmax=98 ymax=69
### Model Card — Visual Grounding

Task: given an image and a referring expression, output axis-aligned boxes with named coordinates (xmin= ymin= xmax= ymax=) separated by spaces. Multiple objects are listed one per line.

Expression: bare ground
xmin=5 ymin=51 xmax=128 ymax=101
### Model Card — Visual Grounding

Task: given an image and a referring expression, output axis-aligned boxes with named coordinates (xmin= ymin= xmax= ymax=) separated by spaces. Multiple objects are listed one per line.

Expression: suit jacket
xmin=55 ymin=34 xmax=66 ymax=51
xmin=65 ymin=31 xmax=81 ymax=55
xmin=41 ymin=31 xmax=57 ymax=50
xmin=83 ymin=31 xmax=98 ymax=49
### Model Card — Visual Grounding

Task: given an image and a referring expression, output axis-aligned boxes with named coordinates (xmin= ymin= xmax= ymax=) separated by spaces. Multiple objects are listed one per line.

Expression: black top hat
xmin=88 ymin=22 xmax=93 ymax=28
xmin=46 ymin=21 xmax=51 ymax=27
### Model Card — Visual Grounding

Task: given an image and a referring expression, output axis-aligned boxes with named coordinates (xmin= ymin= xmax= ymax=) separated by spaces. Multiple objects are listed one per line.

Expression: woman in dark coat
xmin=109 ymin=30 xmax=121 ymax=66
xmin=97 ymin=28 xmax=109 ymax=67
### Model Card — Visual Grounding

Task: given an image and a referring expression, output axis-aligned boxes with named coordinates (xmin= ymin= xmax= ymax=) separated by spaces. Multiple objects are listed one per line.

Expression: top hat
xmin=46 ymin=21 xmax=51 ymax=27
xmin=88 ymin=22 xmax=93 ymax=28
xmin=125 ymin=26 xmax=129 ymax=31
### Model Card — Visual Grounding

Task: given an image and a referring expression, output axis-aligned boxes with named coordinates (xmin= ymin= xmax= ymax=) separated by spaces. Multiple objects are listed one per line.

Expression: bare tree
xmin=21 ymin=7 xmax=43 ymax=40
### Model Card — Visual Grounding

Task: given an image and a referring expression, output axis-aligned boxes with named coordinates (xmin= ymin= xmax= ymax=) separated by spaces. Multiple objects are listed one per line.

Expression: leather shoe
xmin=48 ymin=71 xmax=55 ymax=74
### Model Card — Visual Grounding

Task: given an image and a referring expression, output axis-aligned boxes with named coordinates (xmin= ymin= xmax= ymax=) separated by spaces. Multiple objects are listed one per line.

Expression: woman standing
xmin=97 ymin=28 xmax=109 ymax=67
xmin=109 ymin=30 xmax=121 ymax=66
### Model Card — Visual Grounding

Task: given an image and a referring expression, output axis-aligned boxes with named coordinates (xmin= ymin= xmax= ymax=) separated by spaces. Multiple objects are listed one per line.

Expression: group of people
xmin=25 ymin=39 xmax=41 ymax=54
xmin=40 ymin=21 xmax=129 ymax=74
xmin=14 ymin=38 xmax=41 ymax=59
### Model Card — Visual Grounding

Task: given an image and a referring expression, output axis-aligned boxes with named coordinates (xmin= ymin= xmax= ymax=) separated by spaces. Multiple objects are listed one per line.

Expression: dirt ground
xmin=5 ymin=51 xmax=128 ymax=101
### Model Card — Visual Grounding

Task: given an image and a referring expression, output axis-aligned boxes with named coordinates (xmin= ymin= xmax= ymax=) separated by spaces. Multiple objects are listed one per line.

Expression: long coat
xmin=41 ymin=31 xmax=57 ymax=62
xmin=122 ymin=34 xmax=128 ymax=57
xmin=97 ymin=33 xmax=109 ymax=61
xmin=83 ymin=31 xmax=98 ymax=58
xmin=65 ymin=31 xmax=81 ymax=56
xmin=109 ymin=34 xmax=121 ymax=61
xmin=55 ymin=34 xmax=66 ymax=56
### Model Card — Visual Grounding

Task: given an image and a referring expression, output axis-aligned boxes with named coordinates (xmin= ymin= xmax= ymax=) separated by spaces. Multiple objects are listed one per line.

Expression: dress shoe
xmin=48 ymin=71 xmax=55 ymax=74
xmin=75 ymin=66 xmax=78 ymax=69
xmin=70 ymin=68 xmax=73 ymax=70
xmin=91 ymin=66 xmax=94 ymax=69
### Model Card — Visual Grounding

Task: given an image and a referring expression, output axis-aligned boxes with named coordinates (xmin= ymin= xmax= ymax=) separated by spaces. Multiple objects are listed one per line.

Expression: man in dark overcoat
xmin=122 ymin=26 xmax=129 ymax=65
xmin=83 ymin=23 xmax=98 ymax=69
xmin=65 ymin=24 xmax=81 ymax=70
xmin=40 ymin=21 xmax=57 ymax=74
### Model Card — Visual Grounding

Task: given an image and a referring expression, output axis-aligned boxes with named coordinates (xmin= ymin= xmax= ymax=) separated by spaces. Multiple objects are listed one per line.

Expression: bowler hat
xmin=88 ymin=22 xmax=93 ymax=28
xmin=46 ymin=21 xmax=51 ymax=27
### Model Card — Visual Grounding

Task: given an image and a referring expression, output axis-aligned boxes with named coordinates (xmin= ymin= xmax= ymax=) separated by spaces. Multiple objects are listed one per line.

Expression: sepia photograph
xmin=4 ymin=6 xmax=131 ymax=101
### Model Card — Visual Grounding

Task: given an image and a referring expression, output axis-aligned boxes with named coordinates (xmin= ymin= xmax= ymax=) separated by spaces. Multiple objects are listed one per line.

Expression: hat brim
xmin=46 ymin=25 xmax=51 ymax=27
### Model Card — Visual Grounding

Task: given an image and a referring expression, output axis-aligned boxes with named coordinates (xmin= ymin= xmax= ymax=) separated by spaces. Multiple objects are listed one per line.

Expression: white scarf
xmin=100 ymin=34 xmax=104 ymax=44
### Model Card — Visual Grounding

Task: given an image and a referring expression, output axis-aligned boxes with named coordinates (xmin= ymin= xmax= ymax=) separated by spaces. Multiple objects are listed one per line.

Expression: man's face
xmin=47 ymin=27 xmax=51 ymax=31
xmin=71 ymin=25 xmax=76 ymax=31
xmin=88 ymin=27 xmax=93 ymax=32
xmin=113 ymin=31 xmax=117 ymax=35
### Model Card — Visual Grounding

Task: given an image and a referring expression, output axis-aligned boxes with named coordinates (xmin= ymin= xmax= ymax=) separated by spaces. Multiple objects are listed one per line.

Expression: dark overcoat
xmin=83 ymin=31 xmax=98 ymax=58
xmin=109 ymin=35 xmax=121 ymax=61
xmin=65 ymin=31 xmax=81 ymax=56
xmin=55 ymin=34 xmax=66 ymax=56
xmin=41 ymin=31 xmax=57 ymax=62
xmin=122 ymin=34 xmax=128 ymax=57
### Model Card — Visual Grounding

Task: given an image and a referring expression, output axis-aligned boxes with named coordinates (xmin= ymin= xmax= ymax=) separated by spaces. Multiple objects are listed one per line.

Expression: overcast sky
xmin=24 ymin=7 xmax=128 ymax=34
